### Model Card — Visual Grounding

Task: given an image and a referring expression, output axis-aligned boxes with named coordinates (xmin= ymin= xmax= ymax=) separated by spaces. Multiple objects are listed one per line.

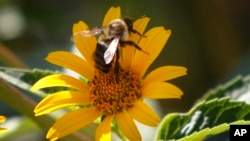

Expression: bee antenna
xmin=125 ymin=7 xmax=130 ymax=17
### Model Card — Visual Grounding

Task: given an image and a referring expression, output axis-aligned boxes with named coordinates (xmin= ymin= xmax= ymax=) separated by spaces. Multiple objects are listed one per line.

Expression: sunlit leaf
xmin=155 ymin=75 xmax=250 ymax=141
xmin=155 ymin=98 xmax=250 ymax=141
xmin=0 ymin=67 xmax=88 ymax=97
xmin=197 ymin=75 xmax=250 ymax=103
xmin=0 ymin=67 xmax=57 ymax=95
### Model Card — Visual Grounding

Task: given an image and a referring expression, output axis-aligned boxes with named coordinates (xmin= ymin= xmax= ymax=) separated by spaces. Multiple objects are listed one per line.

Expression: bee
xmin=74 ymin=16 xmax=149 ymax=79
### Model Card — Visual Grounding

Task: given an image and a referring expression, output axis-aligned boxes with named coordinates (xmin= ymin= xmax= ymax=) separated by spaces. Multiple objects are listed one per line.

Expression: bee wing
xmin=104 ymin=38 xmax=120 ymax=64
xmin=73 ymin=27 xmax=103 ymax=39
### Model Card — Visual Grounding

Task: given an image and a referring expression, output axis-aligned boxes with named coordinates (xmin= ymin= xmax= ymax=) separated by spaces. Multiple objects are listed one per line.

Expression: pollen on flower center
xmin=89 ymin=68 xmax=142 ymax=115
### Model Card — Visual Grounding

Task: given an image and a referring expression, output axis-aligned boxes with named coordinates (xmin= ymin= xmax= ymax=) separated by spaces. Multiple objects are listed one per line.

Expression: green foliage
xmin=0 ymin=67 xmax=55 ymax=85
xmin=155 ymin=75 xmax=250 ymax=141
xmin=197 ymin=75 xmax=248 ymax=102
xmin=0 ymin=67 xmax=72 ymax=96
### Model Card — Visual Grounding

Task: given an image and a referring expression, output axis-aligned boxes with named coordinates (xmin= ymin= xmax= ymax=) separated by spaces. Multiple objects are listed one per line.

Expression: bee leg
xmin=130 ymin=29 xmax=146 ymax=37
xmin=120 ymin=40 xmax=149 ymax=55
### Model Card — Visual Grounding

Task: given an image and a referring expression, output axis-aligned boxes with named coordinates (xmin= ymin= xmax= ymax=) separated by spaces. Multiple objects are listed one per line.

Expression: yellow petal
xmin=142 ymin=66 xmax=187 ymax=85
xmin=34 ymin=91 xmax=92 ymax=116
xmin=31 ymin=74 xmax=88 ymax=92
xmin=132 ymin=17 xmax=151 ymax=38
xmin=132 ymin=27 xmax=171 ymax=77
xmin=45 ymin=51 xmax=95 ymax=80
xmin=0 ymin=116 xmax=6 ymax=124
xmin=122 ymin=17 xmax=150 ymax=68
xmin=0 ymin=128 xmax=8 ymax=134
xmin=129 ymin=101 xmax=160 ymax=126
xmin=73 ymin=21 xmax=97 ymax=66
xmin=95 ymin=115 xmax=113 ymax=141
xmin=116 ymin=110 xmax=141 ymax=141
xmin=142 ymin=81 xmax=183 ymax=99
xmin=47 ymin=107 xmax=101 ymax=140
xmin=0 ymin=116 xmax=7 ymax=134
xmin=102 ymin=7 xmax=121 ymax=26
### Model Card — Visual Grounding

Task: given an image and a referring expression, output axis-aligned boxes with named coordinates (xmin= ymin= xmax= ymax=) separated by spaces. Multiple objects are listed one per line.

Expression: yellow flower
xmin=31 ymin=7 xmax=187 ymax=141
xmin=0 ymin=115 xmax=7 ymax=134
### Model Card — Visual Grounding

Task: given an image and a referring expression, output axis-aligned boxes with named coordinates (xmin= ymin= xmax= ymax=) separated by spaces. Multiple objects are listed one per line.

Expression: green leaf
xmin=0 ymin=67 xmax=80 ymax=96
xmin=155 ymin=98 xmax=250 ymax=140
xmin=197 ymin=75 xmax=250 ymax=103
xmin=0 ymin=67 xmax=55 ymax=85
xmin=155 ymin=75 xmax=250 ymax=141
xmin=178 ymin=120 xmax=250 ymax=141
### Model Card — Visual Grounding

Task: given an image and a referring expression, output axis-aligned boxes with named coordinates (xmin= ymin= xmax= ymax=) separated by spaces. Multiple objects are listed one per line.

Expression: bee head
xmin=123 ymin=15 xmax=148 ymax=34
xmin=107 ymin=19 xmax=129 ymax=40
xmin=123 ymin=17 xmax=133 ymax=32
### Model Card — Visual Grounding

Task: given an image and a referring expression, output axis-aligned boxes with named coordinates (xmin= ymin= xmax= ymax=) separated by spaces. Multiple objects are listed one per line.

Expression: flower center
xmin=89 ymin=68 xmax=142 ymax=115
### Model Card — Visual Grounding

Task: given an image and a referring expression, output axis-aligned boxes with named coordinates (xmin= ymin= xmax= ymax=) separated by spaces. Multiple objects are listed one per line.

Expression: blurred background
xmin=0 ymin=0 xmax=250 ymax=140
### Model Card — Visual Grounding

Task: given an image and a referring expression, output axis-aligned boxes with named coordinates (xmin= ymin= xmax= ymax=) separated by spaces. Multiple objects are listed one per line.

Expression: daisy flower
xmin=31 ymin=6 xmax=187 ymax=141
xmin=0 ymin=115 xmax=7 ymax=134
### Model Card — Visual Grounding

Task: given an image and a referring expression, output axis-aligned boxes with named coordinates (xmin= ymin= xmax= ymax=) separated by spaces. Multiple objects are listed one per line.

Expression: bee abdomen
xmin=94 ymin=43 xmax=112 ymax=73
